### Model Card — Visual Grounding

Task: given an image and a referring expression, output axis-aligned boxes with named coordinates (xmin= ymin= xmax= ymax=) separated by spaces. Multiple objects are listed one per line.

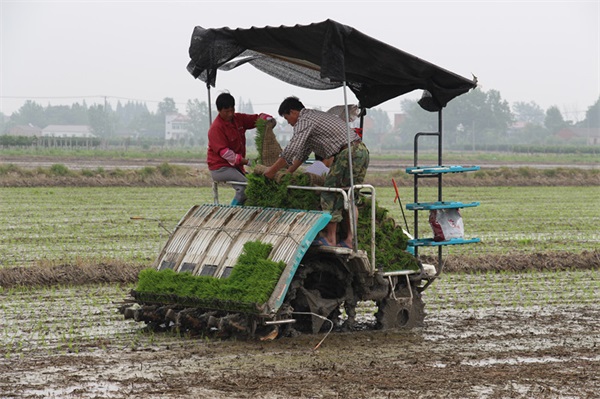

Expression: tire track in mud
xmin=0 ymin=269 xmax=598 ymax=399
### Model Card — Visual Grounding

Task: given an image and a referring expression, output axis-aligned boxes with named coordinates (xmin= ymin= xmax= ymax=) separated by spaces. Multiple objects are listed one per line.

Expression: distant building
xmin=275 ymin=124 xmax=292 ymax=146
xmin=7 ymin=124 xmax=42 ymax=137
xmin=165 ymin=114 xmax=191 ymax=141
xmin=511 ymin=121 xmax=528 ymax=130
xmin=42 ymin=125 xmax=96 ymax=138
xmin=393 ymin=113 xmax=406 ymax=130
xmin=362 ymin=115 xmax=375 ymax=131
xmin=114 ymin=128 xmax=140 ymax=140
xmin=556 ymin=127 xmax=600 ymax=145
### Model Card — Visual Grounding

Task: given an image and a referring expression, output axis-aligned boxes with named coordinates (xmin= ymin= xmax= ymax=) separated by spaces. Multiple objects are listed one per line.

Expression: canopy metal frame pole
xmin=206 ymin=83 xmax=212 ymax=122
xmin=342 ymin=82 xmax=358 ymax=251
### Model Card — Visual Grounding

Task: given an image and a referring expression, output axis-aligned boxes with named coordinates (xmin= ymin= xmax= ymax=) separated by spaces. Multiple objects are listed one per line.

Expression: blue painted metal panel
xmin=406 ymin=201 xmax=480 ymax=210
xmin=408 ymin=237 xmax=481 ymax=246
xmin=406 ymin=165 xmax=480 ymax=174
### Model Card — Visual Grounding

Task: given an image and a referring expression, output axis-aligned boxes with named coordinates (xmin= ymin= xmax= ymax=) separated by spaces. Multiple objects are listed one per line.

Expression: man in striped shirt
xmin=264 ymin=96 xmax=370 ymax=248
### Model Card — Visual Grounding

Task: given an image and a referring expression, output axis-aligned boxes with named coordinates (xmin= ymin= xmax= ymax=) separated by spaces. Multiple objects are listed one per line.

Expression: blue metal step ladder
xmin=405 ymin=111 xmax=481 ymax=280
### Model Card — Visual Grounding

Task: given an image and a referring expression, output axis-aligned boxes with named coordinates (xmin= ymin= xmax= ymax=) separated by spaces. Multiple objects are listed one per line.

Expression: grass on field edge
xmin=1 ymin=250 xmax=598 ymax=289
xmin=0 ymin=162 xmax=599 ymax=187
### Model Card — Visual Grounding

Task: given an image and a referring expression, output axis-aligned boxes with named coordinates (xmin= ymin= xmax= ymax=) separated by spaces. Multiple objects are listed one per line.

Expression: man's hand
xmin=264 ymin=157 xmax=288 ymax=179
xmin=259 ymin=113 xmax=276 ymax=127
xmin=264 ymin=165 xmax=276 ymax=179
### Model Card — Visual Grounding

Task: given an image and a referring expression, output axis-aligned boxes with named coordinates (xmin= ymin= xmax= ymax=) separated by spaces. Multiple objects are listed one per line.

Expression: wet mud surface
xmin=1 ymin=271 xmax=598 ymax=399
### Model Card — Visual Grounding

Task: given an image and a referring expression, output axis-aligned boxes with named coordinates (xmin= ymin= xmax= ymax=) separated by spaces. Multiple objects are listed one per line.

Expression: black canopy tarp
xmin=187 ymin=19 xmax=477 ymax=111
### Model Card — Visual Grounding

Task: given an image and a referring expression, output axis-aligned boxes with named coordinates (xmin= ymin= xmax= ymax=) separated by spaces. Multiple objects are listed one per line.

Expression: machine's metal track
xmin=119 ymin=256 xmax=425 ymax=339
xmin=119 ymin=300 xmax=262 ymax=338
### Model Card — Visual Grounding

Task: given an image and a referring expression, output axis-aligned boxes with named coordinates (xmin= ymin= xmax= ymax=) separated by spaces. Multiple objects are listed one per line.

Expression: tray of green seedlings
xmin=245 ymin=171 xmax=321 ymax=210
xmin=246 ymin=173 xmax=419 ymax=273
xmin=355 ymin=197 xmax=420 ymax=272
xmin=133 ymin=241 xmax=286 ymax=314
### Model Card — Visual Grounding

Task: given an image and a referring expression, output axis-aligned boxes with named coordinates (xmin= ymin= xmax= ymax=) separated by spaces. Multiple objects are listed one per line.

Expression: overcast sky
xmin=1 ymin=1 xmax=598 ymax=122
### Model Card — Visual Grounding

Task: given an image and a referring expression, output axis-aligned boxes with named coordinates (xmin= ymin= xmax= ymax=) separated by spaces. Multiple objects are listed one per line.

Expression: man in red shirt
xmin=207 ymin=92 xmax=274 ymax=205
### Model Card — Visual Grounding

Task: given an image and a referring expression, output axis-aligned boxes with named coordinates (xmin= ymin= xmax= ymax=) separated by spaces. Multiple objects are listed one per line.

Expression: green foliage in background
xmin=135 ymin=241 xmax=286 ymax=311
xmin=49 ymin=164 xmax=72 ymax=176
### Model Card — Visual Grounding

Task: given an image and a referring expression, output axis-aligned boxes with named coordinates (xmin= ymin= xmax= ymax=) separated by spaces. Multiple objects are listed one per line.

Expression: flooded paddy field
xmin=1 ymin=270 xmax=598 ymax=399
xmin=1 ymin=179 xmax=598 ymax=398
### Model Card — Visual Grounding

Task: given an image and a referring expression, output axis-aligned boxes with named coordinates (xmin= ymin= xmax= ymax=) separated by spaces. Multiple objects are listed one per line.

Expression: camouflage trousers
xmin=321 ymin=141 xmax=370 ymax=223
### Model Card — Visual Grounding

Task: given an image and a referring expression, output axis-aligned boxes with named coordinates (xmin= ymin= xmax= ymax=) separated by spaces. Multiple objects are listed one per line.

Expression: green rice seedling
xmin=135 ymin=241 xmax=286 ymax=311
xmin=254 ymin=118 xmax=267 ymax=165
xmin=354 ymin=197 xmax=419 ymax=272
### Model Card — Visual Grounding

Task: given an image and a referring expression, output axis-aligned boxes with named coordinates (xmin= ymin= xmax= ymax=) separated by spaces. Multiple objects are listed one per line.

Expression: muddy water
xmin=1 ymin=270 xmax=598 ymax=399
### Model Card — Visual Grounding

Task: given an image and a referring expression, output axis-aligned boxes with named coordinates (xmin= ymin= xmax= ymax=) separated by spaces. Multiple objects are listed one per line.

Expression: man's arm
xmin=287 ymin=159 xmax=304 ymax=174
xmin=264 ymin=157 xmax=288 ymax=179
xmin=238 ymin=113 xmax=276 ymax=130
xmin=219 ymin=148 xmax=249 ymax=167
xmin=264 ymin=158 xmax=303 ymax=179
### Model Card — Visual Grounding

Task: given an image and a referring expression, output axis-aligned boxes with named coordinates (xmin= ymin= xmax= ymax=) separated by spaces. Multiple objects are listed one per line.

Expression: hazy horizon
xmin=1 ymin=1 xmax=598 ymax=122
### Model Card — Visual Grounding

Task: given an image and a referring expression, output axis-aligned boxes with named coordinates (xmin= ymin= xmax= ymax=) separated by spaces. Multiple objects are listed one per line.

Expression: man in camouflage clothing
xmin=264 ymin=96 xmax=370 ymax=248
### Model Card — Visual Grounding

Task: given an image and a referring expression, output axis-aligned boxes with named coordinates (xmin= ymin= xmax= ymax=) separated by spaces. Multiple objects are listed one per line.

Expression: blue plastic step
xmin=406 ymin=165 xmax=480 ymax=175
xmin=406 ymin=201 xmax=480 ymax=211
xmin=408 ymin=237 xmax=481 ymax=247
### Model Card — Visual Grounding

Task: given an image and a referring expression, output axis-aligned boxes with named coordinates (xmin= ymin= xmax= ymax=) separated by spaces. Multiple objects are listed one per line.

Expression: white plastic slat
xmin=155 ymin=205 xmax=215 ymax=269
xmin=221 ymin=208 xmax=282 ymax=268
xmin=154 ymin=205 xmax=330 ymax=281
xmin=179 ymin=206 xmax=236 ymax=272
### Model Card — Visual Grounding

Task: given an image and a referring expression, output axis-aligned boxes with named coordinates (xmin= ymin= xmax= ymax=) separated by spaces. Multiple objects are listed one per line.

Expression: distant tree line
xmin=0 ymin=96 xmax=262 ymax=149
xmin=364 ymin=89 xmax=599 ymax=151
xmin=1 ymin=89 xmax=598 ymax=152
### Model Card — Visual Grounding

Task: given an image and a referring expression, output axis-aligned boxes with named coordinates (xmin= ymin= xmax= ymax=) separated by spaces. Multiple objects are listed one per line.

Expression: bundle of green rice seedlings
xmin=254 ymin=118 xmax=280 ymax=166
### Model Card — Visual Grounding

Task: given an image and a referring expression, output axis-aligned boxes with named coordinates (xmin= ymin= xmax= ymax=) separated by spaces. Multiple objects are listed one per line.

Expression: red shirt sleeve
xmin=207 ymin=121 xmax=230 ymax=156
xmin=237 ymin=113 xmax=259 ymax=130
